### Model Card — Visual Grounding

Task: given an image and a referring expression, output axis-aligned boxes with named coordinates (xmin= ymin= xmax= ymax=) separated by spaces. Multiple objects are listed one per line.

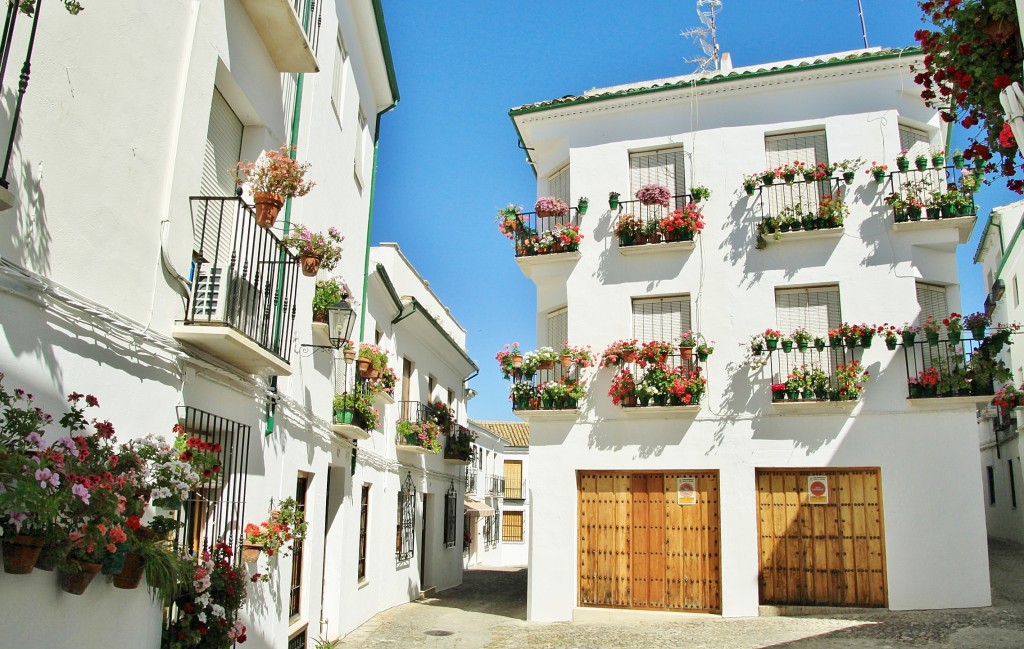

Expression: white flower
xmin=210 ymin=603 xmax=225 ymax=619
xmin=197 ymin=612 xmax=207 ymax=624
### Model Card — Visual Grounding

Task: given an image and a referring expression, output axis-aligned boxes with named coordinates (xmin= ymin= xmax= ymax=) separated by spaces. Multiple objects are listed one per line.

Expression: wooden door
xmin=578 ymin=471 xmax=720 ymax=613
xmin=756 ymin=468 xmax=887 ymax=607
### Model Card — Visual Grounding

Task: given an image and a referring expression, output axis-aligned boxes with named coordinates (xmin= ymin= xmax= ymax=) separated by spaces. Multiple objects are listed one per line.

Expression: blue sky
xmin=371 ymin=0 xmax=1019 ymax=421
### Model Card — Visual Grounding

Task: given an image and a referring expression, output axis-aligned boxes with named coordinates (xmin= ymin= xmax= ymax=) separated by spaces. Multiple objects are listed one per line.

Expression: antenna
xmin=857 ymin=0 xmax=869 ymax=47
xmin=681 ymin=0 xmax=723 ymax=73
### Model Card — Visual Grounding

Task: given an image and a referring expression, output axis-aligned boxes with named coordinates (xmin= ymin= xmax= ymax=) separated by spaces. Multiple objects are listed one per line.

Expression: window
xmin=546 ymin=307 xmax=568 ymax=348
xmin=354 ymin=109 xmax=367 ymax=188
xmin=775 ymin=286 xmax=842 ymax=338
xmin=1011 ymin=459 xmax=1018 ymax=509
xmin=915 ymin=283 xmax=949 ymax=325
xmin=483 ymin=513 xmax=500 ymax=547
xmin=765 ymin=130 xmax=829 ymax=215
xmin=899 ymin=125 xmax=931 ymax=162
xmin=548 ymin=164 xmax=570 ymax=205
xmin=396 ymin=473 xmax=416 ymax=562
xmin=630 ymin=147 xmax=686 ymax=198
xmin=503 ymin=460 xmax=523 ymax=499
xmin=428 ymin=375 xmax=436 ymax=403
xmin=443 ymin=482 xmax=457 ymax=548
xmin=289 ymin=474 xmax=310 ymax=620
xmin=196 ymin=88 xmax=243 ymax=265
xmin=1014 ymin=276 xmax=1019 ymax=307
xmin=987 ymin=465 xmax=996 ymax=505
xmin=632 ymin=295 xmax=691 ymax=342
xmin=502 ymin=511 xmax=524 ymax=543
xmin=288 ymin=631 xmax=307 ymax=649
xmin=358 ymin=484 xmax=370 ymax=581
xmin=331 ymin=30 xmax=348 ymax=121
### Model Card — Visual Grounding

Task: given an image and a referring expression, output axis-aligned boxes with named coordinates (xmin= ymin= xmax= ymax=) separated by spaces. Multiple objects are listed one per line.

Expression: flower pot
xmin=559 ymin=354 xmax=572 ymax=369
xmin=908 ymin=384 xmax=922 ymax=398
xmin=343 ymin=347 xmax=355 ymax=363
xmin=623 ymin=351 xmax=637 ymax=363
xmin=926 ymin=207 xmax=940 ymax=220
xmin=908 ymin=206 xmax=922 ymax=221
xmin=241 ymin=543 xmax=263 ymax=564
xmin=787 ymin=390 xmax=800 ymax=401
xmin=366 ymin=367 xmax=380 ymax=379
xmin=941 ymin=204 xmax=955 ymax=218
xmin=790 ymin=221 xmax=802 ymax=231
xmin=541 ymin=397 xmax=553 ymax=409
xmin=765 ymin=338 xmax=779 ymax=351
xmin=948 ymin=331 xmax=961 ymax=345
xmin=959 ymin=202 xmax=975 ymax=216
xmin=35 ymin=542 xmax=68 ymax=571
xmin=814 ymin=340 xmax=826 ymax=352
xmin=779 ymin=223 xmax=791 ymax=233
xmin=112 ymin=552 xmax=145 ymax=589
xmin=783 ymin=172 xmax=796 ymax=184
xmin=511 ymin=354 xmax=524 ymax=368
xmin=680 ymin=346 xmax=693 ymax=360
xmin=101 ymin=546 xmax=129 ymax=575
xmin=803 ymin=172 xmax=816 ymax=184
xmin=538 ymin=360 xmax=554 ymax=371
xmin=796 ymin=340 xmax=808 ymax=352
xmin=860 ymin=335 xmax=873 ymax=349
xmin=618 ymin=234 xmax=635 ymax=247
xmin=953 ymin=154 xmax=964 ymax=169
xmin=761 ymin=174 xmax=775 ymax=186
xmin=528 ymin=397 xmax=540 ymax=410
xmin=893 ymin=209 xmax=908 ymax=223
xmin=885 ymin=338 xmax=897 ymax=351
xmin=915 ymin=158 xmax=928 ymax=171
xmin=2 ymin=534 xmax=44 ymax=574
xmin=633 ymin=234 xmax=648 ymax=245
xmin=300 ymin=256 xmax=322 ymax=277
xmin=814 ymin=388 xmax=828 ymax=401
xmin=772 ymin=390 xmax=785 ymax=402
xmin=901 ymin=332 xmax=917 ymax=346
xmin=751 ymin=344 xmax=764 ymax=356
xmin=253 ymin=191 xmax=285 ymax=229
xmin=697 ymin=351 xmax=709 ymax=362
xmin=356 ymin=358 xmax=372 ymax=378
xmin=829 ymin=335 xmax=843 ymax=348
xmin=609 ymin=197 xmax=619 ymax=210
xmin=537 ymin=209 xmax=557 ymax=219
xmin=335 ymin=408 xmax=354 ymax=425
xmin=844 ymin=336 xmax=857 ymax=350
xmin=744 ymin=185 xmax=755 ymax=196
xmin=925 ymin=331 xmax=940 ymax=346
xmin=873 ymin=170 xmax=886 ymax=184
xmin=59 ymin=561 xmax=102 ymax=595
xmin=971 ymin=326 xmax=987 ymax=340
xmin=578 ymin=202 xmax=588 ymax=215
xmin=932 ymin=155 xmax=945 ymax=169
xmin=843 ymin=171 xmax=855 ymax=185
xmin=780 ymin=340 xmax=793 ymax=353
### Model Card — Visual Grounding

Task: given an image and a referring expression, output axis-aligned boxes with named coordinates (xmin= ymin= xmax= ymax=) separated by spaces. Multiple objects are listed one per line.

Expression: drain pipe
xmin=358 ymin=105 xmax=396 ymax=343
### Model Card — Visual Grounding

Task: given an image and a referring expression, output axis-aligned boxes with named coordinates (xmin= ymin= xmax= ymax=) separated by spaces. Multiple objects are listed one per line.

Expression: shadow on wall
xmin=592 ymin=208 xmax=690 ymax=289
xmin=856 ymin=183 xmax=909 ymax=272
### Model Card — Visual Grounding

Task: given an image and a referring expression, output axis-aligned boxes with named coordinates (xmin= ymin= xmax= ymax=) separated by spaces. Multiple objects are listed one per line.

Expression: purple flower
xmin=7 ymin=512 xmax=26 ymax=532
xmin=72 ymin=483 xmax=90 ymax=505
xmin=59 ymin=437 xmax=79 ymax=457
xmin=25 ymin=432 xmax=45 ymax=451
xmin=34 ymin=468 xmax=58 ymax=489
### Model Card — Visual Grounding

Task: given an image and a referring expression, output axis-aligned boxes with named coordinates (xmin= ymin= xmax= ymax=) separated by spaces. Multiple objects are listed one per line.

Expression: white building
xmin=0 ymin=1 xmax=478 ymax=647
xmin=974 ymin=201 xmax=1024 ymax=542
xmin=505 ymin=48 xmax=992 ymax=622
xmin=475 ymin=421 xmax=531 ymax=566
xmin=463 ymin=420 xmax=506 ymax=567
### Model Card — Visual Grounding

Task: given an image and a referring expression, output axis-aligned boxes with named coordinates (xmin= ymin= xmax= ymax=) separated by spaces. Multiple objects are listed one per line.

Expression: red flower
xmin=1000 ymin=122 xmax=1017 ymax=150
xmin=126 ymin=516 xmax=141 ymax=531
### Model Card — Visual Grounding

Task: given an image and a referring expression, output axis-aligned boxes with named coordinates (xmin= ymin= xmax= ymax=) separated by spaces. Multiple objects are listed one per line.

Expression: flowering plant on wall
xmin=279 ymin=225 xmax=344 ymax=271
xmin=635 ymin=183 xmax=672 ymax=207
xmin=243 ymin=498 xmax=308 ymax=582
xmin=233 ymin=145 xmax=315 ymax=199
xmin=608 ymin=368 xmax=637 ymax=406
xmin=496 ymin=204 xmax=524 ymax=239
xmin=397 ymin=420 xmax=443 ymax=453
xmin=601 ymin=339 xmax=639 ymax=366
xmin=165 ymin=542 xmax=248 ymax=648
xmin=836 ymin=361 xmax=869 ymax=399
xmin=534 ymin=196 xmax=569 ymax=217
xmin=554 ymin=223 xmax=583 ymax=249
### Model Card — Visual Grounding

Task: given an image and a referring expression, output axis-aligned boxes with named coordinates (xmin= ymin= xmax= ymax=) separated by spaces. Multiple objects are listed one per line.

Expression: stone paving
xmin=339 ymin=538 xmax=1024 ymax=648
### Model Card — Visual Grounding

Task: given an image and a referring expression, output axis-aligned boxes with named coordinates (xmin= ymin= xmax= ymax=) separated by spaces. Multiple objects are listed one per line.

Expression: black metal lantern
xmin=327 ymin=298 xmax=357 ymax=349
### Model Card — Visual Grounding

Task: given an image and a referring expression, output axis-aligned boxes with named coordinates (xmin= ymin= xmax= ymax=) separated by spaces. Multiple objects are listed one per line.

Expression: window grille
xmin=503 ymin=461 xmax=523 ymax=499
xmin=502 ymin=511 xmax=524 ymax=543
xmin=358 ymin=484 xmax=370 ymax=580
xmin=289 ymin=474 xmax=309 ymax=620
xmin=548 ymin=165 xmax=571 ymax=205
xmin=483 ymin=513 xmax=501 ymax=547
xmin=175 ymin=406 xmax=250 ymax=563
xmin=396 ymin=473 xmax=416 ymax=562
xmin=764 ymin=131 xmax=831 ymax=217
xmin=466 ymin=465 xmax=477 ymax=495
xmin=632 ymin=295 xmax=691 ymax=342
xmin=287 ymin=631 xmax=307 ymax=649
xmin=444 ymin=481 xmax=457 ymax=548
xmin=773 ymin=285 xmax=843 ymax=378
xmin=630 ymin=147 xmax=686 ymax=197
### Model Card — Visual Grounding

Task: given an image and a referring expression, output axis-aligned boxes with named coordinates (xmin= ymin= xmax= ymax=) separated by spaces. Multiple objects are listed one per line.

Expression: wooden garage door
xmin=578 ymin=471 xmax=720 ymax=613
xmin=756 ymin=468 xmax=887 ymax=607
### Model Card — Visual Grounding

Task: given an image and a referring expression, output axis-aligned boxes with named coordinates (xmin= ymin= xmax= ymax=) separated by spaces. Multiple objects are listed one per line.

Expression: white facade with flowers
xmin=0 ymin=1 xmax=478 ymax=648
xmin=505 ymin=48 xmax=994 ymax=622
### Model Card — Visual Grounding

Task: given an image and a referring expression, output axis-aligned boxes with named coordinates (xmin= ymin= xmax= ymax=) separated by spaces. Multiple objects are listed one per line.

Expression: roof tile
xmin=473 ymin=420 xmax=530 ymax=447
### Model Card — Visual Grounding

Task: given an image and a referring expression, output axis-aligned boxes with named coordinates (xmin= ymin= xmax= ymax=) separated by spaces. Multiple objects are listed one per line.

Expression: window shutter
xmin=899 ymin=126 xmax=930 ymax=161
xmin=765 ymin=131 xmax=828 ymax=170
xmin=629 ymin=148 xmax=686 ymax=197
xmin=548 ymin=165 xmax=570 ymax=205
xmin=502 ymin=511 xmax=524 ymax=543
xmin=197 ymin=89 xmax=243 ymax=264
xmin=503 ymin=461 xmax=522 ymax=497
xmin=546 ymin=308 xmax=568 ymax=348
xmin=331 ymin=30 xmax=348 ymax=119
xmin=915 ymin=283 xmax=948 ymax=325
xmin=775 ymin=286 xmax=842 ymax=338
xmin=632 ymin=296 xmax=691 ymax=342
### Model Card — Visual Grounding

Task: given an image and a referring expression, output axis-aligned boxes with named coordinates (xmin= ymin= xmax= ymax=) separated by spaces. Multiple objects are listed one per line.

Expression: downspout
xmin=358 ymin=107 xmax=395 ymax=342
xmin=266 ymin=19 xmax=311 ymax=436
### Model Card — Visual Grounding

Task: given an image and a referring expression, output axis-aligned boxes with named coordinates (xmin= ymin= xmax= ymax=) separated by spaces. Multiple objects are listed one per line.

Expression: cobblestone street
xmin=340 ymin=539 xmax=1024 ymax=648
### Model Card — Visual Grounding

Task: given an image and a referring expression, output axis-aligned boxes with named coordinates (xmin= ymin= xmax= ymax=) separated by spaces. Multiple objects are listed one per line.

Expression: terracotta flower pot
xmin=2 ymin=534 xmax=44 ymax=574
xmin=59 ymin=561 xmax=102 ymax=595
xmin=511 ymin=354 xmax=524 ymax=368
xmin=300 ymin=256 xmax=322 ymax=277
xmin=343 ymin=347 xmax=356 ymax=363
xmin=112 ymin=552 xmax=145 ymax=589
xmin=253 ymin=191 xmax=285 ymax=228
xmin=356 ymin=358 xmax=372 ymax=378
xmin=559 ymin=354 xmax=572 ymax=368
xmin=538 ymin=360 xmax=554 ymax=371
xmin=680 ymin=346 xmax=693 ymax=361
xmin=241 ymin=543 xmax=263 ymax=564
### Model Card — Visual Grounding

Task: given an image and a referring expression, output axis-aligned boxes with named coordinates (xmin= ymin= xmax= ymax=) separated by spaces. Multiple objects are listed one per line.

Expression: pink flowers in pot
xmin=635 ymin=183 xmax=672 ymax=207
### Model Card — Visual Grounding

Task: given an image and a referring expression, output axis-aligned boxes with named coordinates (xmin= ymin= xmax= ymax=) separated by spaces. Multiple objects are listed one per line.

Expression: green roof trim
xmin=974 ymin=211 xmax=1000 ymax=264
xmin=370 ymin=0 xmax=400 ymax=105
xmin=509 ymin=47 xmax=922 ymax=118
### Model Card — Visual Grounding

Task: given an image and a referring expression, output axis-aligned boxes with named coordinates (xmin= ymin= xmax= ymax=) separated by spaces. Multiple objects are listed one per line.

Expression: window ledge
xmin=515 ymin=251 xmax=581 ymax=282
xmin=618 ymin=240 xmax=695 ymax=256
xmin=396 ymin=443 xmax=439 ymax=455
xmin=619 ymin=404 xmax=700 ymax=418
xmin=762 ymin=227 xmax=843 ymax=244
xmin=375 ymin=392 xmax=396 ymax=405
xmin=0 ymin=185 xmax=15 ymax=211
xmin=892 ymin=215 xmax=976 ymax=244
xmin=514 ymin=408 xmax=580 ymax=422
xmin=770 ymin=399 xmax=857 ymax=413
xmin=288 ymin=620 xmax=308 ymax=641
xmin=331 ymin=422 xmax=370 ymax=440
xmin=907 ymin=395 xmax=990 ymax=409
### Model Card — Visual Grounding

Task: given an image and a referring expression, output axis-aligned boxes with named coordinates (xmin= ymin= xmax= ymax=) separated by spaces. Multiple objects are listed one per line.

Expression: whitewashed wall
xmin=514 ymin=54 xmax=991 ymax=621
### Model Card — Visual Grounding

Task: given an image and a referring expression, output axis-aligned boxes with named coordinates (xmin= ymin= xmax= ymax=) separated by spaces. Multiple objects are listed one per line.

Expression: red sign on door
xmin=808 ymin=475 xmax=828 ymax=504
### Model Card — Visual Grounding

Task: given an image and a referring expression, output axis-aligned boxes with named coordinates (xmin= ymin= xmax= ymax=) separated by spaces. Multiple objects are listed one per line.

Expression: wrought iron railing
xmin=614 ymin=193 xmax=694 ymax=246
xmin=292 ymin=0 xmax=322 ymax=54
xmin=186 ymin=197 xmax=299 ymax=364
xmin=466 ymin=465 xmax=478 ymax=495
xmin=608 ymin=349 xmax=706 ymax=407
xmin=0 ymin=1 xmax=42 ymax=190
xmin=444 ymin=424 xmax=474 ymax=462
xmin=512 ymin=207 xmax=581 ymax=257
xmin=885 ymin=164 xmax=977 ymax=224
xmin=509 ymin=360 xmax=582 ymax=411
xmin=174 ymin=407 xmax=251 ymax=564
xmin=486 ymin=474 xmax=505 ymax=497
xmin=756 ymin=177 xmax=844 ymax=239
xmin=396 ymin=472 xmax=416 ymax=563
xmin=903 ymin=335 xmax=996 ymax=399
xmin=504 ymin=478 xmax=524 ymax=500
xmin=764 ymin=342 xmax=862 ymax=402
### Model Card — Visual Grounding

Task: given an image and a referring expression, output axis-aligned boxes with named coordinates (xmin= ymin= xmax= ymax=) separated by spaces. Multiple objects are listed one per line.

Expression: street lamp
xmin=327 ymin=298 xmax=356 ymax=350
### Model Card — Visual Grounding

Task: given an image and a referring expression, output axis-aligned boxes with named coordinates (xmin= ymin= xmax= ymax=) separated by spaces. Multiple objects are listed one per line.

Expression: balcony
xmin=395 ymin=401 xmax=445 ymax=455
xmin=238 ymin=0 xmax=321 ymax=72
xmin=443 ymin=425 xmax=474 ymax=464
xmin=466 ymin=466 xmax=478 ymax=495
xmin=605 ymin=345 xmax=706 ymax=417
xmin=755 ymin=177 xmax=845 ymax=248
xmin=903 ymin=333 xmax=1003 ymax=406
xmin=486 ymin=474 xmax=505 ymax=497
xmin=509 ymin=358 xmax=584 ymax=421
xmin=885 ymin=165 xmax=977 ymax=244
xmin=504 ymin=479 xmax=524 ymax=500
xmin=765 ymin=341 xmax=864 ymax=411
xmin=509 ymin=207 xmax=582 ymax=281
xmin=614 ymin=194 xmax=699 ymax=255
xmin=172 ymin=197 xmax=298 ymax=376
